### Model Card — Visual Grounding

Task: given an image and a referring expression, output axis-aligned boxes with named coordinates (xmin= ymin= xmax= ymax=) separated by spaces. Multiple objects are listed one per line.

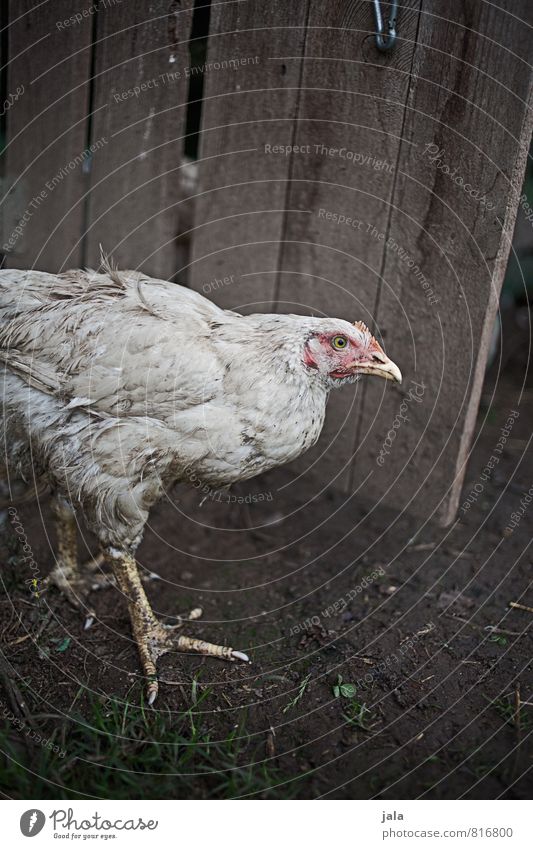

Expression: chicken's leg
xmin=44 ymin=496 xmax=110 ymax=628
xmin=105 ymin=547 xmax=249 ymax=704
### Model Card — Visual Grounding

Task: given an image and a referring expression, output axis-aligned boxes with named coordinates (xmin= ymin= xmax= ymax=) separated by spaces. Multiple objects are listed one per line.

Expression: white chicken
xmin=0 ymin=261 xmax=401 ymax=702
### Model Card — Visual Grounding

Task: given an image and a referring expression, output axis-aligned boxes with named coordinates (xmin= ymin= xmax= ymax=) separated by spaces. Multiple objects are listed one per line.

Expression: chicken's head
xmin=303 ymin=320 xmax=401 ymax=386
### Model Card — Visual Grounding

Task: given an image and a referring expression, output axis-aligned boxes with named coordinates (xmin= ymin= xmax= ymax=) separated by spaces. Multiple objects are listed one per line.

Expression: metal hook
xmin=373 ymin=0 xmax=399 ymax=52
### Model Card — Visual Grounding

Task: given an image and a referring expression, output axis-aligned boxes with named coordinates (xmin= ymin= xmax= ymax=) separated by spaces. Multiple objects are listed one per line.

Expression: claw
xmin=231 ymin=650 xmax=250 ymax=663
xmin=141 ymin=570 xmax=162 ymax=583
xmin=90 ymin=575 xmax=115 ymax=591
xmin=84 ymin=615 xmax=95 ymax=630
xmin=147 ymin=680 xmax=158 ymax=706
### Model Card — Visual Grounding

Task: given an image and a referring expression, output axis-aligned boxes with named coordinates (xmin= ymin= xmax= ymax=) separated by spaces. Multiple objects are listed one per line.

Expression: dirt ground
xmin=0 ymin=317 xmax=531 ymax=800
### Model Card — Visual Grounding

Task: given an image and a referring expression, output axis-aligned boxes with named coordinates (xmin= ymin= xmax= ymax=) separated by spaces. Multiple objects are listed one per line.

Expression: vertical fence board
xmin=188 ymin=0 xmax=311 ymax=310
xmin=271 ymin=0 xmax=422 ymax=494
xmin=1 ymin=1 xmax=92 ymax=270
xmin=81 ymin=1 xmax=194 ymax=278
xmin=353 ymin=0 xmax=533 ymax=524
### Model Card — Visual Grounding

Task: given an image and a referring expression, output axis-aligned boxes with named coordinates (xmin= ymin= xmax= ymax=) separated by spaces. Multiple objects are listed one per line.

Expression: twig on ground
xmin=509 ymin=601 xmax=533 ymax=614
xmin=444 ymin=614 xmax=523 ymax=637
xmin=511 ymin=683 xmax=522 ymax=780
xmin=4 ymin=608 xmax=52 ymax=648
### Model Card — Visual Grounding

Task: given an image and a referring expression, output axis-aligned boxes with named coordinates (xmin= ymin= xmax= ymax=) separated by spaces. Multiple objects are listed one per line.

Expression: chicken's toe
xmin=139 ymin=626 xmax=250 ymax=702
xmin=43 ymin=561 xmax=107 ymax=623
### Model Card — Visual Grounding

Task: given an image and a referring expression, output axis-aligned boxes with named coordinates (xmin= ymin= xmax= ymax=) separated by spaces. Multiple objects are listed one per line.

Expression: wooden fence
xmin=1 ymin=0 xmax=532 ymax=525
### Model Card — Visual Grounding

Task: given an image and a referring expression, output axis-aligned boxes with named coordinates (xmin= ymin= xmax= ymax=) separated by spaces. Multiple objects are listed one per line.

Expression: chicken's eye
xmin=331 ymin=335 xmax=348 ymax=350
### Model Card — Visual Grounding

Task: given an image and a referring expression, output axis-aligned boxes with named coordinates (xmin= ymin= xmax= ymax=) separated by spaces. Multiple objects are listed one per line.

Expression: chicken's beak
xmin=354 ymin=356 xmax=402 ymax=383
xmin=349 ymin=323 xmax=402 ymax=383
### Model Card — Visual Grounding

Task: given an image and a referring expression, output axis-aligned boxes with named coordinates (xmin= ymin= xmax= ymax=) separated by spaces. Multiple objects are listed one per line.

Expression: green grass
xmin=331 ymin=675 xmax=377 ymax=732
xmin=0 ymin=682 xmax=304 ymax=799
xmin=282 ymin=674 xmax=311 ymax=714
xmin=341 ymin=698 xmax=376 ymax=731
xmin=488 ymin=695 xmax=533 ymax=732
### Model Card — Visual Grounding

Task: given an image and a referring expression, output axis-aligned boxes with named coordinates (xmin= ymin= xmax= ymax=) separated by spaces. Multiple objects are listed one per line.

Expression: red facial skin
xmin=304 ymin=331 xmax=387 ymax=380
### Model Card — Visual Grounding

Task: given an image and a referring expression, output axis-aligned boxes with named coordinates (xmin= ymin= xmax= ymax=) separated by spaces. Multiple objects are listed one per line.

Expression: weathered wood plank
xmin=82 ymin=0 xmax=194 ymax=279
xmin=353 ymin=0 xmax=533 ymax=524
xmin=188 ymin=0 xmax=312 ymax=309
xmin=272 ymin=0 xmax=423 ymax=492
xmin=1 ymin=1 xmax=92 ymax=271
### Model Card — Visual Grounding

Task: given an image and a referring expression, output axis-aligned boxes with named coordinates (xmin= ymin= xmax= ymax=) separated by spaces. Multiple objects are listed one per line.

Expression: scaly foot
xmin=141 ymin=622 xmax=250 ymax=705
xmin=105 ymin=547 xmax=250 ymax=704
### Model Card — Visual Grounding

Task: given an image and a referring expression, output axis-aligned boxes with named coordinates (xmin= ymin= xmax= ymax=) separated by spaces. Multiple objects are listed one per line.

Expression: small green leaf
xmin=332 ymin=675 xmax=357 ymax=699
xmin=55 ymin=637 xmax=71 ymax=653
